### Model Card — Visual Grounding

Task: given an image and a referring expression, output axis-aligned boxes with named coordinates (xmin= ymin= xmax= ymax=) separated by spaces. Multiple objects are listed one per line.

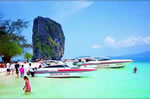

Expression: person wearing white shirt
xmin=28 ymin=63 xmax=34 ymax=77
xmin=10 ymin=62 xmax=15 ymax=75
xmin=6 ymin=63 xmax=10 ymax=75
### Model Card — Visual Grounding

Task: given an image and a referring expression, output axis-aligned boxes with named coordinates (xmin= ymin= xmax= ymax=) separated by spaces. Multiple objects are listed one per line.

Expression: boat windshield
xmin=94 ymin=56 xmax=110 ymax=61
xmin=41 ymin=63 xmax=47 ymax=67
xmin=43 ymin=65 xmax=69 ymax=68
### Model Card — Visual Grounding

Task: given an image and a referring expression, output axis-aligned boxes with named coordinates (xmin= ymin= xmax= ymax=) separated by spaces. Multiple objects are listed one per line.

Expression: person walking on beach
xmin=15 ymin=62 xmax=20 ymax=78
xmin=23 ymin=76 xmax=31 ymax=94
xmin=20 ymin=65 xmax=24 ymax=78
xmin=10 ymin=62 xmax=15 ymax=75
xmin=28 ymin=63 xmax=34 ymax=77
xmin=6 ymin=63 xmax=10 ymax=75
xmin=133 ymin=67 xmax=137 ymax=73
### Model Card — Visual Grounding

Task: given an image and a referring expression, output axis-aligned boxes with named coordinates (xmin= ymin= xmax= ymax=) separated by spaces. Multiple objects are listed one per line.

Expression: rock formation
xmin=32 ymin=16 xmax=65 ymax=60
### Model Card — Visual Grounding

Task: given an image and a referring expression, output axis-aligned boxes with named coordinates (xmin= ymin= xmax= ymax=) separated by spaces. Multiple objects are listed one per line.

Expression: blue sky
xmin=0 ymin=1 xmax=150 ymax=59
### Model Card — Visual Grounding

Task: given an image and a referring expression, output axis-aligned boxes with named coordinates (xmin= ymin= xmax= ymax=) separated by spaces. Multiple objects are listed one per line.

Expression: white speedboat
xmin=81 ymin=59 xmax=133 ymax=68
xmin=74 ymin=57 xmax=133 ymax=68
xmin=33 ymin=64 xmax=97 ymax=78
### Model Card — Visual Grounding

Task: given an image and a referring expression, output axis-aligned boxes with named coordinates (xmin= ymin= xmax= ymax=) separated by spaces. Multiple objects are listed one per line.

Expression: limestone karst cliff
xmin=32 ymin=16 xmax=65 ymax=60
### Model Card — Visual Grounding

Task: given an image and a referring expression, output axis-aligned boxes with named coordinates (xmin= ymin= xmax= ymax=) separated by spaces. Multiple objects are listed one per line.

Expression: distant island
xmin=110 ymin=51 xmax=150 ymax=62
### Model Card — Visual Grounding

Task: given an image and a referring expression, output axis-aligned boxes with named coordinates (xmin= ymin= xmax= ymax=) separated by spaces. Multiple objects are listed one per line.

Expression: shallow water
xmin=0 ymin=62 xmax=150 ymax=98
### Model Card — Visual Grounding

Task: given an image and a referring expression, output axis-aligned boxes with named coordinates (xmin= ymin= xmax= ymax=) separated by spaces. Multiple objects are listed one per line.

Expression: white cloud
xmin=53 ymin=0 xmax=93 ymax=19
xmin=117 ymin=37 xmax=140 ymax=47
xmin=104 ymin=36 xmax=116 ymax=47
xmin=92 ymin=44 xmax=102 ymax=49
xmin=74 ymin=0 xmax=93 ymax=9
xmin=104 ymin=36 xmax=150 ymax=48
xmin=143 ymin=36 xmax=150 ymax=45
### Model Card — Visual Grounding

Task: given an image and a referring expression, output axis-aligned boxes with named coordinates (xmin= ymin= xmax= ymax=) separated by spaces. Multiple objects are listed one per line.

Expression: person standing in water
xmin=133 ymin=67 xmax=137 ymax=73
xmin=15 ymin=62 xmax=20 ymax=78
xmin=23 ymin=76 xmax=31 ymax=94
xmin=20 ymin=65 xmax=24 ymax=78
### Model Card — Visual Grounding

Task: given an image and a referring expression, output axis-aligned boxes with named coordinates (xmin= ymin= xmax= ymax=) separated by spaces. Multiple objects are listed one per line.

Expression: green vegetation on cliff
xmin=47 ymin=36 xmax=58 ymax=47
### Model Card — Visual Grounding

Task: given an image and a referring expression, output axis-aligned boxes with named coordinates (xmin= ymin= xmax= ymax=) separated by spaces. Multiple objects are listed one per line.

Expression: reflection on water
xmin=0 ymin=62 xmax=150 ymax=98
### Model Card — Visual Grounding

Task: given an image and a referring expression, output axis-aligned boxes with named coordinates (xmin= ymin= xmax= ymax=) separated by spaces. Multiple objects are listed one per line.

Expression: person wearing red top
xmin=23 ymin=76 xmax=31 ymax=93
xmin=133 ymin=67 xmax=137 ymax=73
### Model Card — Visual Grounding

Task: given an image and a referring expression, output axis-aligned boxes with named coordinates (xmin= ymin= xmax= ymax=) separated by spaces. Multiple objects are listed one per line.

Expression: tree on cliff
xmin=0 ymin=19 xmax=31 ymax=63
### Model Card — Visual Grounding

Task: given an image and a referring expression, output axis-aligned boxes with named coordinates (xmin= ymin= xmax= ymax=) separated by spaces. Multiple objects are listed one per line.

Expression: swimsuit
xmin=25 ymin=80 xmax=31 ymax=92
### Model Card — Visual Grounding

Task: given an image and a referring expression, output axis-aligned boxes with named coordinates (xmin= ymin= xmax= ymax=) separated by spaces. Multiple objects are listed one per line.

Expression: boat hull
xmin=34 ymin=69 xmax=97 ymax=78
xmin=81 ymin=60 xmax=133 ymax=68
xmin=97 ymin=61 xmax=132 ymax=68
xmin=34 ymin=72 xmax=83 ymax=78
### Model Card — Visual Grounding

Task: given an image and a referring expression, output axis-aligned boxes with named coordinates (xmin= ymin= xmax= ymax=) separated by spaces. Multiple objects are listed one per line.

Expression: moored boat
xmin=34 ymin=64 xmax=97 ymax=78
xmin=74 ymin=57 xmax=133 ymax=68
xmin=81 ymin=59 xmax=133 ymax=68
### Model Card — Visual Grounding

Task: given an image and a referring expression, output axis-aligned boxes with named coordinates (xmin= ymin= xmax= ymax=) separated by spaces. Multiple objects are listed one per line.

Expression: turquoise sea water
xmin=0 ymin=62 xmax=150 ymax=98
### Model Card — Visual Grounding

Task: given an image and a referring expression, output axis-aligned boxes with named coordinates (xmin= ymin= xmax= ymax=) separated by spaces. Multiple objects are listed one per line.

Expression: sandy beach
xmin=0 ymin=68 xmax=6 ymax=73
xmin=0 ymin=68 xmax=6 ymax=77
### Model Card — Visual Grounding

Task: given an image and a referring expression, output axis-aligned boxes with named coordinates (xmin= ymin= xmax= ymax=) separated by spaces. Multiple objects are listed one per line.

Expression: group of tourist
xmin=6 ymin=62 xmax=24 ymax=78
xmin=6 ymin=62 xmax=34 ymax=78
